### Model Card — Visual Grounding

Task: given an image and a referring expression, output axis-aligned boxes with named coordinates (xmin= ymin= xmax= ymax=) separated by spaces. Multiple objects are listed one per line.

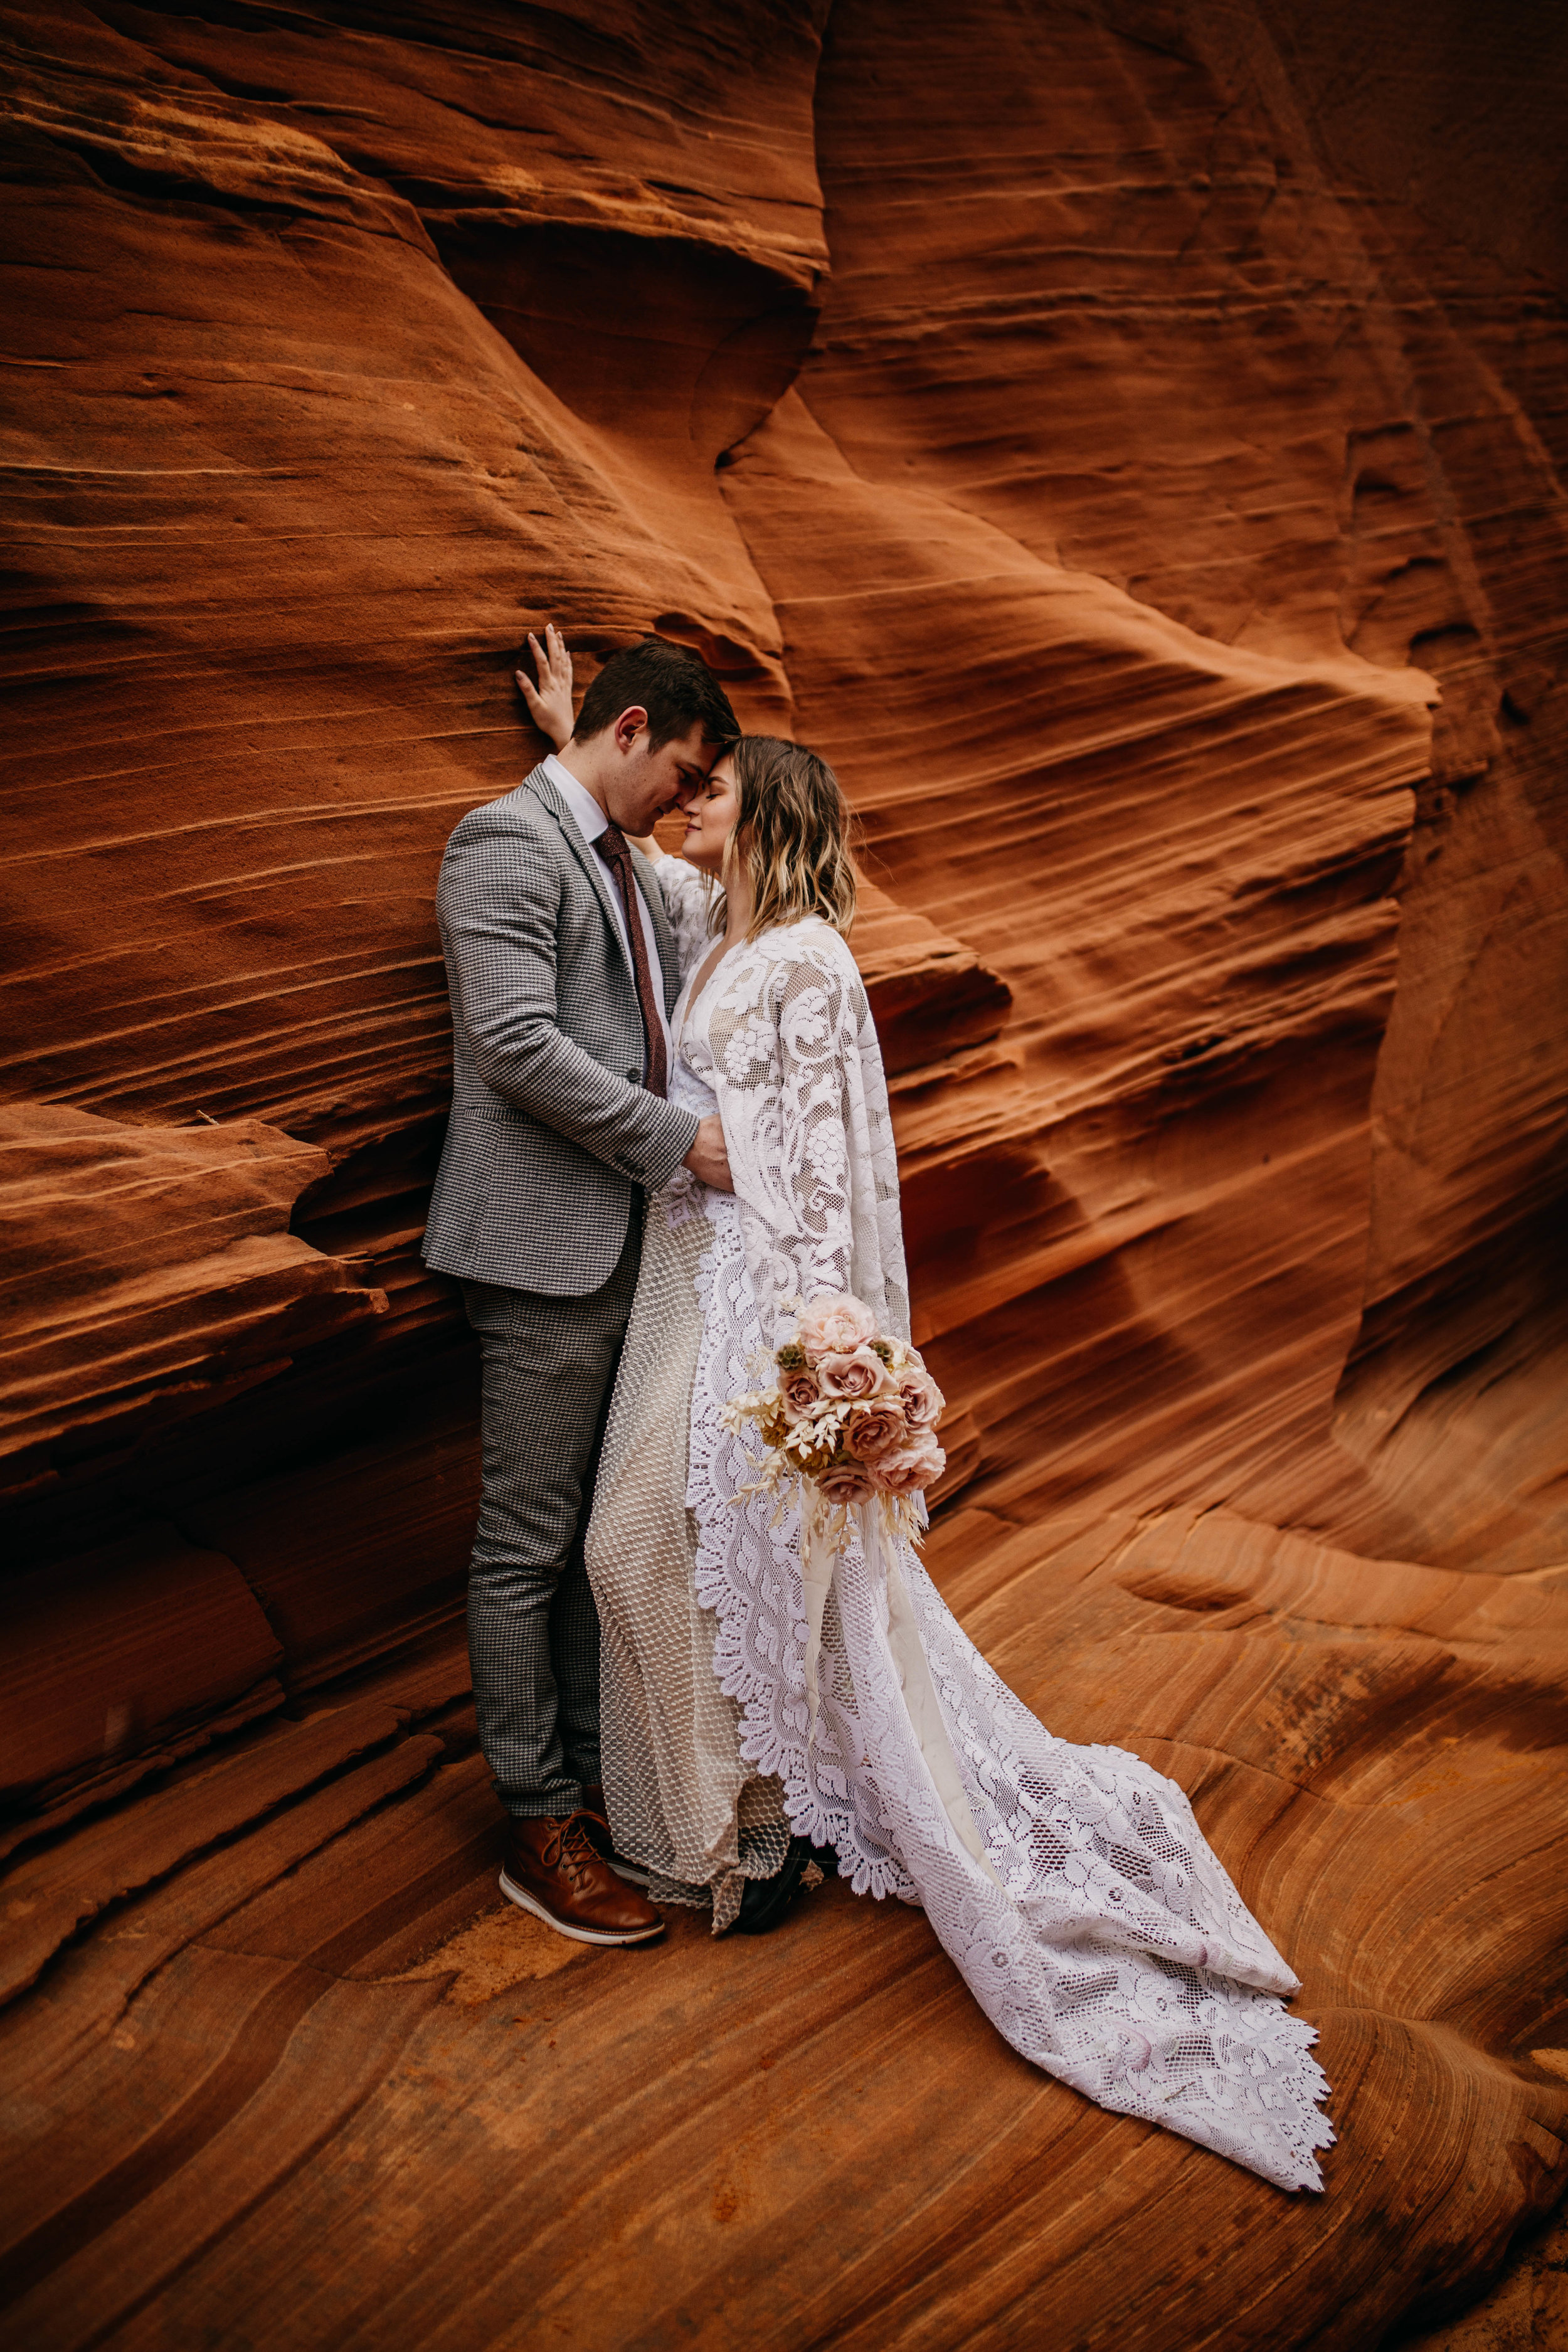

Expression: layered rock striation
xmin=1 ymin=2 xmax=1565 ymax=2344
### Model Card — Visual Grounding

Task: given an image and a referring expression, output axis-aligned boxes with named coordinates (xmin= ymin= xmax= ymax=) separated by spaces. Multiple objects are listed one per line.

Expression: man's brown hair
xmin=573 ymin=635 xmax=738 ymax=753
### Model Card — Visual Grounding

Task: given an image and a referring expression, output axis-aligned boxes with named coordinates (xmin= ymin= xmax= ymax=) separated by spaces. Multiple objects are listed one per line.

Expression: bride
xmin=523 ymin=643 xmax=1333 ymax=2195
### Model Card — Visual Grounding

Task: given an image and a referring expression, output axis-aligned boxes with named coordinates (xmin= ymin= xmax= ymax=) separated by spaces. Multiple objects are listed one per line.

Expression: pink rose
xmin=816 ymin=1461 xmax=874 ymax=1508
xmin=869 ymin=1429 xmax=946 ymax=1496
xmin=817 ymin=1344 xmax=894 ymax=1401
xmin=843 ymin=1399 xmax=909 ymax=1465
xmin=780 ymin=1367 xmax=822 ymax=1418
xmin=896 ymin=1357 xmax=945 ymax=1428
xmin=797 ymin=1293 xmax=877 ymax=1362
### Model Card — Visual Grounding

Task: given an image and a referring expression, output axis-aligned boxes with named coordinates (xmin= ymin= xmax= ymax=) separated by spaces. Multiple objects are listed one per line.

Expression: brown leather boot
xmin=579 ymin=1782 xmax=650 ymax=1889
xmin=500 ymin=1813 xmax=663 ymax=1946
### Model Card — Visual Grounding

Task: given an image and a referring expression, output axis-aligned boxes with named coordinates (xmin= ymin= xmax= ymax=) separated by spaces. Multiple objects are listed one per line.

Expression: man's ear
xmin=613 ymin=706 xmax=647 ymax=754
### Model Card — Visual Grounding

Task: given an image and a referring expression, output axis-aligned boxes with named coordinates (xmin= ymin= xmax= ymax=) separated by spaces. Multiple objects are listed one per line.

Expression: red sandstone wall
xmin=2 ymin=5 xmax=1566 ymax=2341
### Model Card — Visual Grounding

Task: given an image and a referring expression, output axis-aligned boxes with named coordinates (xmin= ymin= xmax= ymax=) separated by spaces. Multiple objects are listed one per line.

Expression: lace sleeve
xmin=652 ymin=855 xmax=721 ymax=982
xmin=711 ymin=932 xmax=863 ymax=1348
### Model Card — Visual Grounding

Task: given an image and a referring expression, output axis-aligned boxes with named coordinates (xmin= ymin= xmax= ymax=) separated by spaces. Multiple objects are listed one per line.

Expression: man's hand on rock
xmin=684 ymin=1115 xmax=732 ymax=1192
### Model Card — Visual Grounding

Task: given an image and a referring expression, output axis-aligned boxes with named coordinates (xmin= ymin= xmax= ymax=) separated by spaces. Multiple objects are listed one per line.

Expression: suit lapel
xmin=519 ymin=765 xmax=684 ymax=1017
xmin=518 ymin=764 xmax=633 ymax=987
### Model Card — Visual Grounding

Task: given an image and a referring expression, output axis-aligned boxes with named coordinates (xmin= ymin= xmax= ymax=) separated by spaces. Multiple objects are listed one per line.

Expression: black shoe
xmin=734 ymin=1836 xmax=820 ymax=1936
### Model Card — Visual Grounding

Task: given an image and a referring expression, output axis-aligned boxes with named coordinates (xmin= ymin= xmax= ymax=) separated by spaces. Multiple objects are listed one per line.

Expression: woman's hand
xmin=516 ymin=623 xmax=575 ymax=751
xmin=684 ymin=1114 xmax=732 ymax=1192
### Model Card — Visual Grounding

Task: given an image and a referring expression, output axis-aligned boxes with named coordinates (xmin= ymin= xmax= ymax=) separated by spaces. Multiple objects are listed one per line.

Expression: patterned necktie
xmin=596 ymin=823 xmax=669 ymax=1099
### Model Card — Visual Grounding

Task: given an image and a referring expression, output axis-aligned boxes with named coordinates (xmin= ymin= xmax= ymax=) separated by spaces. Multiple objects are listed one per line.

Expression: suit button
xmin=627 ymin=1068 xmax=640 ymax=1081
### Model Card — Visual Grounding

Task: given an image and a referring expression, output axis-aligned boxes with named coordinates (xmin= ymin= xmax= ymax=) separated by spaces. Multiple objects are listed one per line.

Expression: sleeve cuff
xmin=637 ymin=1101 xmax=702 ymax=1191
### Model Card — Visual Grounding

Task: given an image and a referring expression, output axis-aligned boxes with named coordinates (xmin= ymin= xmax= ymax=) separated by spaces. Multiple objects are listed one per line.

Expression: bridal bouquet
xmin=722 ymin=1293 xmax=948 ymax=1738
xmin=721 ymin=1292 xmax=946 ymax=1542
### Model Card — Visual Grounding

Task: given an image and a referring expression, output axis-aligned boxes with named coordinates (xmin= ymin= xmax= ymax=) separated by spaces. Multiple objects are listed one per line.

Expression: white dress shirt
xmin=543 ymin=753 xmax=673 ymax=1062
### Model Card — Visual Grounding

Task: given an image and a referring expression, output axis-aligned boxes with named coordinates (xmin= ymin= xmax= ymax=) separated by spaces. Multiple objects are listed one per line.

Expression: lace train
xmin=688 ymin=1198 xmax=1333 ymax=2194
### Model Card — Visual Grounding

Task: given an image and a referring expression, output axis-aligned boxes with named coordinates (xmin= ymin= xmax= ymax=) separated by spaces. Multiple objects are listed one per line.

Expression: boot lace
xmin=539 ymin=1812 xmax=602 ymax=1890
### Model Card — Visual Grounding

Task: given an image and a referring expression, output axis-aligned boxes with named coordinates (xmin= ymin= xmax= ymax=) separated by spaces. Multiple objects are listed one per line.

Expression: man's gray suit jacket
xmin=423 ymin=762 xmax=701 ymax=1296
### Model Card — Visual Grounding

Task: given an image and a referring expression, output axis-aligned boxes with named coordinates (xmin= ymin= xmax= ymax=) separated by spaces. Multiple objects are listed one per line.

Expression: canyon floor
xmin=5 ymin=1494 xmax=1567 ymax=2351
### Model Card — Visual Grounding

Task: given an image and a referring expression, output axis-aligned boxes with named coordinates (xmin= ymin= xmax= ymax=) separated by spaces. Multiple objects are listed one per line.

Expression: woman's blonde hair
xmin=717 ymin=735 xmax=857 ymax=942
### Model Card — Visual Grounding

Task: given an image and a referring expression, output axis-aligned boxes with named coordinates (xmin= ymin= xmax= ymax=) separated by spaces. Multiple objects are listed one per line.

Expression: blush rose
xmin=780 ymin=1367 xmax=822 ymax=1418
xmin=870 ymin=1429 xmax=946 ymax=1496
xmin=816 ymin=1344 xmax=894 ymax=1401
xmin=896 ymin=1359 xmax=945 ymax=1428
xmin=817 ymin=1461 xmax=874 ymax=1508
xmin=797 ymin=1293 xmax=877 ymax=1362
xmin=843 ymin=1399 xmax=909 ymax=1465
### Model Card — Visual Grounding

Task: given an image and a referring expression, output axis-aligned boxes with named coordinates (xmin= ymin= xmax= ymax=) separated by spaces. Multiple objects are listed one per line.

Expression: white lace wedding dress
xmin=585 ymin=861 xmax=1333 ymax=2194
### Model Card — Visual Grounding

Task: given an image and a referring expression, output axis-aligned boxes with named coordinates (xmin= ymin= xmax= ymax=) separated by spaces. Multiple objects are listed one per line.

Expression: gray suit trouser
xmin=461 ymin=1216 xmax=642 ymax=1819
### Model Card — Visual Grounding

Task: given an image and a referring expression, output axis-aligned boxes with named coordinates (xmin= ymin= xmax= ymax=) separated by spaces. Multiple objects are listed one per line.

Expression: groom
xmin=425 ymin=635 xmax=738 ymax=1945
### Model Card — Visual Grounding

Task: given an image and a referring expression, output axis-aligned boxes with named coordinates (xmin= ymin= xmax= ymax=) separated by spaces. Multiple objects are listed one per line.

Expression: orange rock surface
xmin=1 ymin=2 xmax=1565 ymax=2344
